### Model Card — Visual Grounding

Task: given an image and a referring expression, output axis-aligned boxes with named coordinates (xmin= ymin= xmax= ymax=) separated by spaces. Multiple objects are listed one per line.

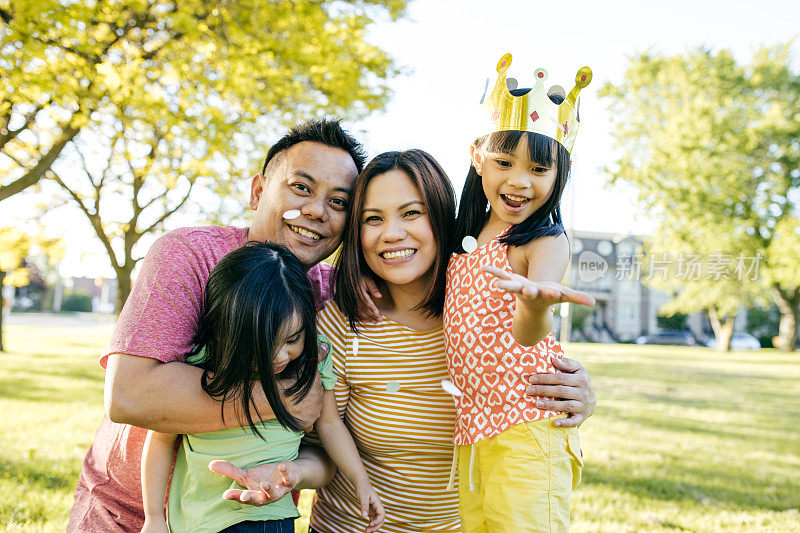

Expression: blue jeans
xmin=219 ymin=518 xmax=295 ymax=533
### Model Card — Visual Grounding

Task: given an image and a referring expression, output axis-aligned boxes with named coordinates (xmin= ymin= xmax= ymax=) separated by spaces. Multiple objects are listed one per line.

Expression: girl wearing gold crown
xmin=444 ymin=53 xmax=595 ymax=532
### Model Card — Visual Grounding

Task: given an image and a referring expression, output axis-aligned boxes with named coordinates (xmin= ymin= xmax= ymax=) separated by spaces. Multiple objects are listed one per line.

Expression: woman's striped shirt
xmin=309 ymin=301 xmax=461 ymax=533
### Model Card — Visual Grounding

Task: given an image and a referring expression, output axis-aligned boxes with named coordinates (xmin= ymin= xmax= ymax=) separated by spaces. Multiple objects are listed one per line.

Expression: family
xmin=68 ymin=55 xmax=597 ymax=533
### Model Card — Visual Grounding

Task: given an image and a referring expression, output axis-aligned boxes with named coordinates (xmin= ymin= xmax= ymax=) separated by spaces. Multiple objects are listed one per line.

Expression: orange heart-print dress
xmin=444 ymin=231 xmax=564 ymax=445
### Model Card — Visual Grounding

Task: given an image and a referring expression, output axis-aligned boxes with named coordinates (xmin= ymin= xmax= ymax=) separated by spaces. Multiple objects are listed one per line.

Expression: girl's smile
xmin=471 ymin=139 xmax=557 ymax=225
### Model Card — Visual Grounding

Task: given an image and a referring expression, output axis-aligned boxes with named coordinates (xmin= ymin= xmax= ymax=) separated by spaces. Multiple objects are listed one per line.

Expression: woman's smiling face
xmin=360 ymin=169 xmax=437 ymax=288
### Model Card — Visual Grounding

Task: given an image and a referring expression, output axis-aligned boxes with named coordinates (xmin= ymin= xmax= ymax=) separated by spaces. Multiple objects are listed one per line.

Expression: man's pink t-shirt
xmin=67 ymin=226 xmax=333 ymax=532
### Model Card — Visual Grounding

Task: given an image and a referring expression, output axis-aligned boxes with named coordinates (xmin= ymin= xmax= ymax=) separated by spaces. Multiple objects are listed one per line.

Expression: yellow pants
xmin=457 ymin=417 xmax=583 ymax=533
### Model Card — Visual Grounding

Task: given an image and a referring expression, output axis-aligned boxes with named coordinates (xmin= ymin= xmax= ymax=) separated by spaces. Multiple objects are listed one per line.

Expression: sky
xmin=2 ymin=0 xmax=799 ymax=278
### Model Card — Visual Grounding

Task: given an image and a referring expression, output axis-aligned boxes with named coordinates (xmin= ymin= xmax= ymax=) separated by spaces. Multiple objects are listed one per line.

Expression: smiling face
xmin=248 ymin=141 xmax=358 ymax=267
xmin=272 ymin=312 xmax=304 ymax=375
xmin=359 ymin=169 xmax=437 ymax=290
xmin=471 ymin=137 xmax=558 ymax=226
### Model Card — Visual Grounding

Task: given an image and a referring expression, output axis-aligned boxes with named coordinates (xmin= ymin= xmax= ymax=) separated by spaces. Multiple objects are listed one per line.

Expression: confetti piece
xmin=386 ymin=381 xmax=401 ymax=393
xmin=441 ymin=379 xmax=463 ymax=398
xmin=352 ymin=337 xmax=359 ymax=357
xmin=282 ymin=209 xmax=301 ymax=220
xmin=462 ymin=236 xmax=478 ymax=254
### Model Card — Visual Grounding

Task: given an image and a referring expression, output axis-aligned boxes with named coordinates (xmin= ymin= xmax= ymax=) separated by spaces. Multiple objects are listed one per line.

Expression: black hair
xmin=333 ymin=149 xmax=456 ymax=332
xmin=261 ymin=118 xmax=367 ymax=175
xmin=453 ymin=130 xmax=570 ymax=250
xmin=190 ymin=241 xmax=319 ymax=435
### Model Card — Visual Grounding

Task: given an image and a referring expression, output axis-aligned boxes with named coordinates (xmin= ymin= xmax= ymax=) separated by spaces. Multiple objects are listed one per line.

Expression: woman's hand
xmin=480 ymin=265 xmax=596 ymax=308
xmin=526 ymin=357 xmax=596 ymax=428
xmin=208 ymin=460 xmax=301 ymax=506
xmin=356 ymin=484 xmax=385 ymax=533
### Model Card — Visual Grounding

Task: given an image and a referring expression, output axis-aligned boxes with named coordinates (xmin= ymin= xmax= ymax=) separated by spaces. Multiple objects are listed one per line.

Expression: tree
xmin=0 ymin=228 xmax=30 ymax=351
xmin=602 ymin=45 xmax=800 ymax=351
xmin=0 ymin=227 xmax=63 ymax=351
xmin=2 ymin=0 xmax=408 ymax=311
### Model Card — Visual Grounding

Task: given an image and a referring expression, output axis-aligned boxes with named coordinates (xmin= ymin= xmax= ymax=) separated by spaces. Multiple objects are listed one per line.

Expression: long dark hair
xmin=454 ymin=131 xmax=570 ymax=250
xmin=190 ymin=241 xmax=319 ymax=434
xmin=333 ymin=149 xmax=456 ymax=331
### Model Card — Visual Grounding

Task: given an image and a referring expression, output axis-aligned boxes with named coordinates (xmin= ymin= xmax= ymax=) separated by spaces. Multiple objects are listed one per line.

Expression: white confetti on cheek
xmin=461 ymin=236 xmax=478 ymax=254
xmin=386 ymin=381 xmax=401 ymax=393
xmin=282 ymin=209 xmax=301 ymax=220
xmin=440 ymin=379 xmax=463 ymax=398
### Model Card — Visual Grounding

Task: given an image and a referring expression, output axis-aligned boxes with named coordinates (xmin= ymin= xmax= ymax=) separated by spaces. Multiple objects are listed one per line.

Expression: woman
xmin=213 ymin=149 xmax=596 ymax=532
xmin=311 ymin=150 xmax=460 ymax=531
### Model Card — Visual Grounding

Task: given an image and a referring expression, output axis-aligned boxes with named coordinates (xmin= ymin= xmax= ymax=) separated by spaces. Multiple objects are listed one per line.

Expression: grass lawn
xmin=1 ymin=323 xmax=798 ymax=532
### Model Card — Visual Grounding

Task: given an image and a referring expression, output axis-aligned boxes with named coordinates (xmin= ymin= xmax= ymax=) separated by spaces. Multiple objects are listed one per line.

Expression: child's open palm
xmin=480 ymin=265 xmax=596 ymax=308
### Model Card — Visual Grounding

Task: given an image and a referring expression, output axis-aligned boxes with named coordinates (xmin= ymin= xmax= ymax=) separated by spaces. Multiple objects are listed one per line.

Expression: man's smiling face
xmin=248 ymin=141 xmax=358 ymax=267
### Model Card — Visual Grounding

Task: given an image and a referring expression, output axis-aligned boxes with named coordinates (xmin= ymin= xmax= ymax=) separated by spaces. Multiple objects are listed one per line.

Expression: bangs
xmin=483 ymin=131 xmax=557 ymax=168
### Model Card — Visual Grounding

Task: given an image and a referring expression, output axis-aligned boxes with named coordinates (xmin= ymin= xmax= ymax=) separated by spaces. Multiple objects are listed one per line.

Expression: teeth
xmin=381 ymin=249 xmax=415 ymax=259
xmin=504 ymin=194 xmax=529 ymax=202
xmin=290 ymin=225 xmax=321 ymax=240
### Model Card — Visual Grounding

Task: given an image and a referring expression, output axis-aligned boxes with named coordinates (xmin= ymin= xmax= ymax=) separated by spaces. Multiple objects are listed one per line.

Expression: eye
xmin=532 ymin=166 xmax=550 ymax=174
xmin=329 ymin=197 xmax=348 ymax=210
xmin=495 ymin=159 xmax=512 ymax=168
xmin=364 ymin=215 xmax=382 ymax=224
xmin=292 ymin=183 xmax=310 ymax=194
xmin=286 ymin=331 xmax=303 ymax=345
xmin=403 ymin=209 xmax=422 ymax=218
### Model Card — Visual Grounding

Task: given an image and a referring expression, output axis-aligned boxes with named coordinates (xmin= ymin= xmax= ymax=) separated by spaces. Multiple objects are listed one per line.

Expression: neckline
xmin=456 ymin=224 xmax=513 ymax=257
xmin=331 ymin=301 xmax=442 ymax=335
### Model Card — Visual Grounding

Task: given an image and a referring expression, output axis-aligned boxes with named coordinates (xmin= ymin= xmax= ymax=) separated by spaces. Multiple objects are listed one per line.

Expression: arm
xmin=140 ymin=430 xmax=178 ymax=533
xmin=105 ymin=351 xmax=324 ymax=434
xmin=315 ymin=390 xmax=384 ymax=532
xmin=483 ymin=234 xmax=595 ymax=346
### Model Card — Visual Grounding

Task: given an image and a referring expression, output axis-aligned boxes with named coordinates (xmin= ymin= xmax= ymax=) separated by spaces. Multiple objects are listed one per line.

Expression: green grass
xmin=1 ymin=325 xmax=798 ymax=532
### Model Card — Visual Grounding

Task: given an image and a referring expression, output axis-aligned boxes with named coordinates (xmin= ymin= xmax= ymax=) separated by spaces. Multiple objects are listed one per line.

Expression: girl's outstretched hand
xmin=480 ymin=265 xmax=596 ymax=308
xmin=208 ymin=459 xmax=300 ymax=506
xmin=357 ymin=485 xmax=385 ymax=533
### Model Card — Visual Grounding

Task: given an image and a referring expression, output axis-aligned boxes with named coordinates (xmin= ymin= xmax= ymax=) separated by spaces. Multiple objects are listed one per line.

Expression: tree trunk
xmin=708 ymin=308 xmax=734 ymax=352
xmin=0 ymin=270 xmax=5 ymax=352
xmin=115 ymin=266 xmax=133 ymax=316
xmin=771 ymin=285 xmax=799 ymax=352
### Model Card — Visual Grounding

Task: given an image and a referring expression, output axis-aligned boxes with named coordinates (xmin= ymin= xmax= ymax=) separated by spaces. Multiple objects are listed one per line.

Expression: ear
xmin=249 ymin=174 xmax=265 ymax=210
xmin=469 ymin=144 xmax=484 ymax=176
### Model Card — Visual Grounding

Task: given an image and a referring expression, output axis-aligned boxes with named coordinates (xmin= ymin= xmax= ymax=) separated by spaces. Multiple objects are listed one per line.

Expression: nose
xmin=300 ymin=195 xmax=327 ymax=222
xmin=381 ymin=217 xmax=407 ymax=242
xmin=506 ymin=169 xmax=532 ymax=189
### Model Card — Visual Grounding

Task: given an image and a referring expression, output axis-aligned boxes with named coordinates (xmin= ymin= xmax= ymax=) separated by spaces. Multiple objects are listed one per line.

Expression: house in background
xmin=558 ymin=231 xmax=747 ymax=343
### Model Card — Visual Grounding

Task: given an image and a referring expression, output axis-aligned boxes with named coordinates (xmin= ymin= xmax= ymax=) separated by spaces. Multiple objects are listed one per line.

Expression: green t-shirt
xmin=167 ymin=335 xmax=335 ymax=533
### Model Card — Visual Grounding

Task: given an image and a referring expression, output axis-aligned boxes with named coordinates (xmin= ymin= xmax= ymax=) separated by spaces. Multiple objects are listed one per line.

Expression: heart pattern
xmin=443 ymin=233 xmax=565 ymax=445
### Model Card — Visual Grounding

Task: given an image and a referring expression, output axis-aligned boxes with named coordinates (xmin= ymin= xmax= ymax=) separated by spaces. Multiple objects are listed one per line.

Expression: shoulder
xmin=317 ymin=300 xmax=346 ymax=329
xmin=146 ymin=226 xmax=247 ymax=268
xmin=523 ymin=232 xmax=570 ymax=256
xmin=513 ymin=232 xmax=570 ymax=280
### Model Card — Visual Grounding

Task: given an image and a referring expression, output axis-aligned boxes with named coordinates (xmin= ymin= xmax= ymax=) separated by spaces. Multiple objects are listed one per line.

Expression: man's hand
xmin=525 ymin=357 xmax=596 ymax=428
xmin=209 ymin=460 xmax=301 ymax=506
xmin=357 ymin=276 xmax=382 ymax=323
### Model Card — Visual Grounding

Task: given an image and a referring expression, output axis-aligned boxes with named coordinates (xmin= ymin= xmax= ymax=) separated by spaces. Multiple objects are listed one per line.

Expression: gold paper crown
xmin=481 ymin=53 xmax=592 ymax=154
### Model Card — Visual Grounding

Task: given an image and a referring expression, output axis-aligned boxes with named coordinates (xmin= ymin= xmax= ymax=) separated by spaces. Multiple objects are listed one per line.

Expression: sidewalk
xmin=5 ymin=312 xmax=116 ymax=327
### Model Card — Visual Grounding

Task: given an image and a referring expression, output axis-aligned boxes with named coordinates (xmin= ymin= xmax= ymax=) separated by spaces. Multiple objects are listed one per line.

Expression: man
xmin=68 ymin=119 xmax=596 ymax=530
